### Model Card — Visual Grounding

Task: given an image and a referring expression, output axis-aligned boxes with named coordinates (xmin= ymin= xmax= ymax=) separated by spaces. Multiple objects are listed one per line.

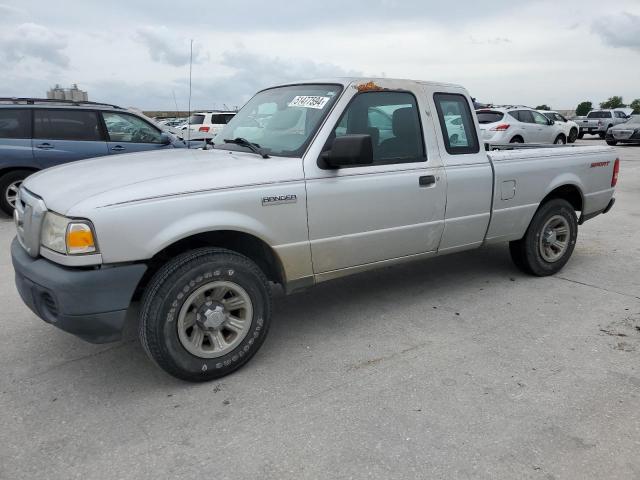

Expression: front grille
xmin=14 ymin=187 xmax=47 ymax=258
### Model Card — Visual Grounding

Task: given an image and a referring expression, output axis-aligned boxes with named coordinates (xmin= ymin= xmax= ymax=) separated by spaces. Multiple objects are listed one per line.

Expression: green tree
xmin=535 ymin=104 xmax=551 ymax=110
xmin=576 ymin=101 xmax=592 ymax=116
xmin=600 ymin=96 xmax=626 ymax=109
xmin=630 ymin=99 xmax=640 ymax=114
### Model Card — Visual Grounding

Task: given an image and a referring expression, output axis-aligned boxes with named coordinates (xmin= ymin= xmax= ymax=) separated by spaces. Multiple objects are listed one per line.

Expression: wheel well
xmin=510 ymin=135 xmax=524 ymax=142
xmin=541 ymin=185 xmax=583 ymax=212
xmin=135 ymin=231 xmax=286 ymax=298
xmin=0 ymin=167 xmax=39 ymax=179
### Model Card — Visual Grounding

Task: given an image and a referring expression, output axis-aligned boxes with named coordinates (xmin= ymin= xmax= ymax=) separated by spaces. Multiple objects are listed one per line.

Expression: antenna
xmin=186 ymin=39 xmax=193 ymax=146
xmin=172 ymin=90 xmax=179 ymax=117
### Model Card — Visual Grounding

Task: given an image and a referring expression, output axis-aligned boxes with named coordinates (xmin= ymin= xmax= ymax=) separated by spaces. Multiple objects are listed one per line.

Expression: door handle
xmin=111 ymin=145 xmax=125 ymax=151
xmin=419 ymin=175 xmax=436 ymax=187
xmin=35 ymin=143 xmax=54 ymax=150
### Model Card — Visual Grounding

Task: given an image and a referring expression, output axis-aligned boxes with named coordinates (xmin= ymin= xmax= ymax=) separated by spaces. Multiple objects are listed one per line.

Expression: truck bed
xmin=485 ymin=144 xmax=616 ymax=244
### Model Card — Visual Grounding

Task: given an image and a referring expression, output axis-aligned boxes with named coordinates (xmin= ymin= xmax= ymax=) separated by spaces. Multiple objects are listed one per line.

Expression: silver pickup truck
xmin=576 ymin=109 xmax=631 ymax=138
xmin=11 ymin=78 xmax=618 ymax=381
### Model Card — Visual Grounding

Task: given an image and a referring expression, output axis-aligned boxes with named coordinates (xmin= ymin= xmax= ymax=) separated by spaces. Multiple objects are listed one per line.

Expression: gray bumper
xmin=11 ymin=238 xmax=147 ymax=343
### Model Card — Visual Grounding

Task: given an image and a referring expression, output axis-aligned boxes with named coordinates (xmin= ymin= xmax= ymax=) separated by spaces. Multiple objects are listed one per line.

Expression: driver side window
xmin=102 ymin=112 xmax=163 ymax=143
xmin=331 ymin=91 xmax=425 ymax=165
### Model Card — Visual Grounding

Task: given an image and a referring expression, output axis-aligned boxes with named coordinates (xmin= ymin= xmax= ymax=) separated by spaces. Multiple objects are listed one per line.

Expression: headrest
xmin=392 ymin=107 xmax=417 ymax=138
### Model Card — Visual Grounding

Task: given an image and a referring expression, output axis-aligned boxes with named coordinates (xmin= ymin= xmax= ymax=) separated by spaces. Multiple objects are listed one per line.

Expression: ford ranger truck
xmin=11 ymin=78 xmax=618 ymax=381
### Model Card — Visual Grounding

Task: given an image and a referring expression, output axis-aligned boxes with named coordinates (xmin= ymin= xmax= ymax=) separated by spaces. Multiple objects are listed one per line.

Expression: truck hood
xmin=23 ymin=148 xmax=304 ymax=215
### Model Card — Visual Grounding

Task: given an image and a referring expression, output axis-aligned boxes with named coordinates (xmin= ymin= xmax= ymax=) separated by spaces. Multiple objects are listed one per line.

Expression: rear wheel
xmin=509 ymin=199 xmax=578 ymax=276
xmin=578 ymin=131 xmax=584 ymax=139
xmin=510 ymin=136 xmax=524 ymax=143
xmin=554 ymin=134 xmax=566 ymax=145
xmin=139 ymin=247 xmax=272 ymax=381
xmin=0 ymin=169 xmax=32 ymax=216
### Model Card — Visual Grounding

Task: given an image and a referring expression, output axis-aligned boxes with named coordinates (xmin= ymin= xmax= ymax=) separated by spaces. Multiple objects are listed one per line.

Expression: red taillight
xmin=490 ymin=123 xmax=510 ymax=131
xmin=198 ymin=126 xmax=210 ymax=132
xmin=612 ymin=158 xmax=620 ymax=187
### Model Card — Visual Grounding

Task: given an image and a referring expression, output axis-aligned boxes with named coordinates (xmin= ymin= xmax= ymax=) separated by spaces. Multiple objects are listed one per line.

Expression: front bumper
xmin=11 ymin=238 xmax=147 ymax=343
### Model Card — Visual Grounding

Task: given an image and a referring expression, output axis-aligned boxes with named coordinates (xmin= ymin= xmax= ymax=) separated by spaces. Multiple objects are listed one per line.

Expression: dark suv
xmin=0 ymin=99 xmax=179 ymax=215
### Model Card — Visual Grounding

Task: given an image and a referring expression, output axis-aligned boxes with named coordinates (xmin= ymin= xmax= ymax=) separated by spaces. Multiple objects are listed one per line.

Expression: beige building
xmin=47 ymin=84 xmax=88 ymax=102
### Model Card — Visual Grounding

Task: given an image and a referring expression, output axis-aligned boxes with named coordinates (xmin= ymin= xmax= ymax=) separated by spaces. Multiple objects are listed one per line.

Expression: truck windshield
xmin=213 ymin=84 xmax=343 ymax=157
xmin=587 ymin=111 xmax=612 ymax=118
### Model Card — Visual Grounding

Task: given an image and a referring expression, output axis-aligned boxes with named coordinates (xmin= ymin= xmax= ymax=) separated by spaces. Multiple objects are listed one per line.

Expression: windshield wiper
xmin=223 ymin=137 xmax=269 ymax=158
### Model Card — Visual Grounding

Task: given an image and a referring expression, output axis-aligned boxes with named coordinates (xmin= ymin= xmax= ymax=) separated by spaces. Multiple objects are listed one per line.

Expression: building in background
xmin=47 ymin=84 xmax=88 ymax=102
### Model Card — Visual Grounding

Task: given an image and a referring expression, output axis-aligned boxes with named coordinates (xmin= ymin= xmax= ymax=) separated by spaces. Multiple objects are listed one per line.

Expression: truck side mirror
xmin=319 ymin=134 xmax=373 ymax=169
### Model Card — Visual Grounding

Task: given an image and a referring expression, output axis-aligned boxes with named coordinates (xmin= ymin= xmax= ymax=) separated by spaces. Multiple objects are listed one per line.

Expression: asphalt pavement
xmin=1 ymin=138 xmax=639 ymax=479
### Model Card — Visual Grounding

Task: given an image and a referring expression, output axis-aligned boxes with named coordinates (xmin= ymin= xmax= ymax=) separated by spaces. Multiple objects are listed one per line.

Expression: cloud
xmin=0 ymin=23 xmax=69 ymax=67
xmin=592 ymin=12 xmax=640 ymax=51
xmin=469 ymin=36 xmax=512 ymax=45
xmin=0 ymin=3 xmax=27 ymax=19
xmin=84 ymin=50 xmax=360 ymax=110
xmin=134 ymin=26 xmax=205 ymax=66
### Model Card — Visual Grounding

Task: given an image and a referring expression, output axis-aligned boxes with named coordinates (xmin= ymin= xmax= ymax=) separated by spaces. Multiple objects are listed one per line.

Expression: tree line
xmin=534 ymin=97 xmax=640 ymax=116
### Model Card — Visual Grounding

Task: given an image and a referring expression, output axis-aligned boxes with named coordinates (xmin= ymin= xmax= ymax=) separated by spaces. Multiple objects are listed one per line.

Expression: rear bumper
xmin=579 ymin=197 xmax=615 ymax=224
xmin=11 ymin=238 xmax=147 ymax=343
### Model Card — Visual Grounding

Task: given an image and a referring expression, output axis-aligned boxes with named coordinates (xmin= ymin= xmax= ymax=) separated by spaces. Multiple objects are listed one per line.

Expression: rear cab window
xmin=0 ymin=109 xmax=32 ymax=139
xmin=433 ymin=93 xmax=479 ymax=154
xmin=34 ymin=109 xmax=103 ymax=141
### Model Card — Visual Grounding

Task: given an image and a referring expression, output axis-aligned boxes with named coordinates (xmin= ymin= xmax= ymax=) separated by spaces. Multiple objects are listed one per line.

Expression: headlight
xmin=41 ymin=212 xmax=98 ymax=255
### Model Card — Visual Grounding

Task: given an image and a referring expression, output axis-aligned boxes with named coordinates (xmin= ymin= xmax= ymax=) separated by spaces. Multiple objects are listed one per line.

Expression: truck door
xmin=32 ymin=109 xmax=109 ymax=168
xmin=304 ymin=88 xmax=446 ymax=274
xmin=431 ymin=91 xmax=493 ymax=253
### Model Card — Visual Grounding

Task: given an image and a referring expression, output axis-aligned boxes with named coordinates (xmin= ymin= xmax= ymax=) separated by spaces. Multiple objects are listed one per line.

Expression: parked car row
xmin=475 ymin=105 xmax=579 ymax=145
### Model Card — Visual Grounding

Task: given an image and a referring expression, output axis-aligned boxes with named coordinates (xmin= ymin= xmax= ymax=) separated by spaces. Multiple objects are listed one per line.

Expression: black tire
xmin=599 ymin=133 xmax=606 ymax=139
xmin=606 ymin=139 xmax=618 ymax=146
xmin=510 ymin=136 xmax=524 ymax=143
xmin=568 ymin=128 xmax=578 ymax=143
xmin=509 ymin=199 xmax=578 ymax=276
xmin=139 ymin=247 xmax=272 ymax=381
xmin=0 ymin=169 xmax=32 ymax=216
xmin=577 ymin=131 xmax=584 ymax=139
xmin=554 ymin=134 xmax=566 ymax=145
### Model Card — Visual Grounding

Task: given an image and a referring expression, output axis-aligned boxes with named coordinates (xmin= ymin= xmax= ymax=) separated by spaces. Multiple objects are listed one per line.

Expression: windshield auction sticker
xmin=288 ymin=96 xmax=330 ymax=109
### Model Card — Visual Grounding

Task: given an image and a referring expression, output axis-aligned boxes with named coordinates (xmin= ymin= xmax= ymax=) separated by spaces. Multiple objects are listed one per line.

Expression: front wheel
xmin=554 ymin=135 xmax=566 ymax=145
xmin=606 ymin=139 xmax=618 ymax=146
xmin=577 ymin=131 xmax=584 ymax=139
xmin=0 ymin=169 xmax=32 ymax=216
xmin=509 ymin=199 xmax=578 ymax=276
xmin=139 ymin=248 xmax=272 ymax=381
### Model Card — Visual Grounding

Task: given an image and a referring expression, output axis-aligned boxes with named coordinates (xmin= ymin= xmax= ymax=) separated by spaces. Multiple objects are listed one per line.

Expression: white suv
xmin=177 ymin=110 xmax=236 ymax=138
xmin=476 ymin=106 xmax=567 ymax=145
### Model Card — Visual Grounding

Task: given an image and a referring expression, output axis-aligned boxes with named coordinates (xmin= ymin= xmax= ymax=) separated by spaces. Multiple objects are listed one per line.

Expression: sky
xmin=1 ymin=0 xmax=639 ymax=111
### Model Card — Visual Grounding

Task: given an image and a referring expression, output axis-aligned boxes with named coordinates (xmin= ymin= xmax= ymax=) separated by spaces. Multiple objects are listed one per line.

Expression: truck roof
xmin=265 ymin=77 xmax=465 ymax=91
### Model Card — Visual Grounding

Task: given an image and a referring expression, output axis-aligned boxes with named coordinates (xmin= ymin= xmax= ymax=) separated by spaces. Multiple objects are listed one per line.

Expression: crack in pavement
xmin=555 ymin=276 xmax=640 ymax=300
